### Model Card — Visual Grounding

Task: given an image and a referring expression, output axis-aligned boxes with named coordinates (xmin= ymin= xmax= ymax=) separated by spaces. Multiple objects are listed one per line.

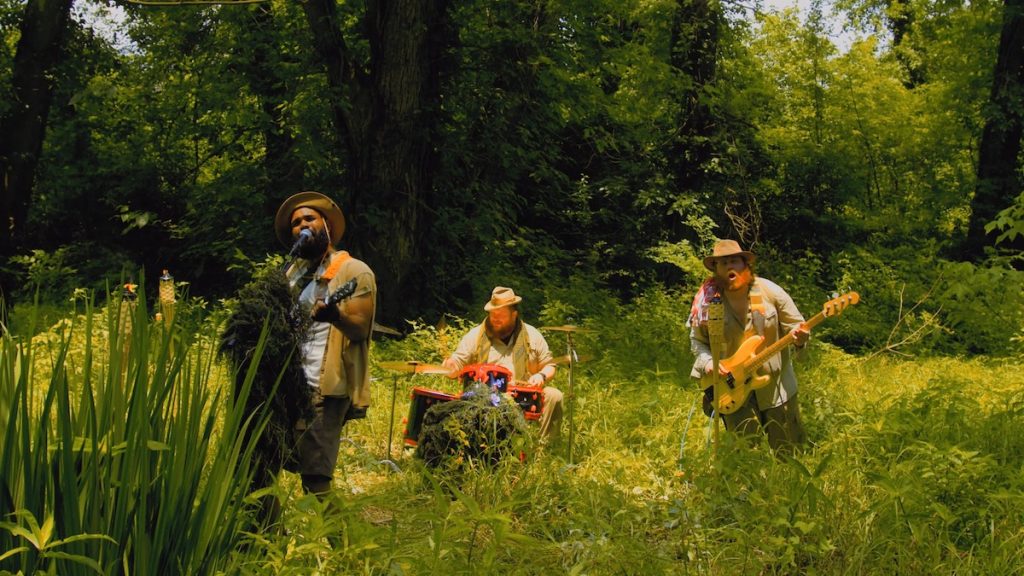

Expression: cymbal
xmin=378 ymin=360 xmax=449 ymax=375
xmin=540 ymin=325 xmax=594 ymax=333
xmin=552 ymin=353 xmax=593 ymax=365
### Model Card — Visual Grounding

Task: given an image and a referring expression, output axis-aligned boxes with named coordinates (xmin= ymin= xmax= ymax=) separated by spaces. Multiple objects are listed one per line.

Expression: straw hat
xmin=702 ymin=239 xmax=756 ymax=271
xmin=274 ymin=191 xmax=346 ymax=247
xmin=483 ymin=286 xmax=523 ymax=311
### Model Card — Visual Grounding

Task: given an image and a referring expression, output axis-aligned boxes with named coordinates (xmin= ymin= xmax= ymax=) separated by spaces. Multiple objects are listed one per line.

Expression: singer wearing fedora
xmin=443 ymin=287 xmax=563 ymax=440
xmin=688 ymin=239 xmax=809 ymax=452
xmin=275 ymin=191 xmax=377 ymax=496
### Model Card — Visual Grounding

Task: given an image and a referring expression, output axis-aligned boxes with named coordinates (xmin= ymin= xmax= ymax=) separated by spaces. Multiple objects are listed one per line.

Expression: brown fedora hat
xmin=483 ymin=286 xmax=523 ymax=311
xmin=702 ymin=239 xmax=755 ymax=271
xmin=274 ymin=191 xmax=346 ymax=247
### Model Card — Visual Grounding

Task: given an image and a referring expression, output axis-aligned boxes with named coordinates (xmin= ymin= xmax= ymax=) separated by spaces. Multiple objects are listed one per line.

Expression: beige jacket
xmin=689 ymin=277 xmax=804 ymax=409
xmin=448 ymin=321 xmax=553 ymax=381
xmin=316 ymin=254 xmax=376 ymax=405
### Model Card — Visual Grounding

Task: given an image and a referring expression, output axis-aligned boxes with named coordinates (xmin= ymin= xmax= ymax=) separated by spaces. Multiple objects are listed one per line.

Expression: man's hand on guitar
xmin=703 ymin=362 xmax=731 ymax=377
xmin=791 ymin=324 xmax=810 ymax=348
xmin=311 ymin=299 xmax=341 ymax=323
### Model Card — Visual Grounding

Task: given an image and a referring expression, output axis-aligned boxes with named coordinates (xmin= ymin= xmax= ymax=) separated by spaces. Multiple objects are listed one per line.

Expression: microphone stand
xmin=566 ymin=331 xmax=578 ymax=464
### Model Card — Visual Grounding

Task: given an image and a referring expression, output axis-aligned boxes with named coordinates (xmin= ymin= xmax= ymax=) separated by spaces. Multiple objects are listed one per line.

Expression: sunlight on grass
xmin=3 ymin=297 xmax=1023 ymax=574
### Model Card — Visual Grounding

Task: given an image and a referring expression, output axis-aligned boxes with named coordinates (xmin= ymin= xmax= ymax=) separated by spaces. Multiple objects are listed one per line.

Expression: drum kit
xmin=377 ymin=324 xmax=593 ymax=464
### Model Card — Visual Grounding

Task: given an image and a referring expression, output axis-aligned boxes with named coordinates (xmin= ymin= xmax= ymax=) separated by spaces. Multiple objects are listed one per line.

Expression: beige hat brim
xmin=484 ymin=295 xmax=522 ymax=311
xmin=703 ymin=251 xmax=755 ymax=271
xmin=275 ymin=191 xmax=346 ymax=247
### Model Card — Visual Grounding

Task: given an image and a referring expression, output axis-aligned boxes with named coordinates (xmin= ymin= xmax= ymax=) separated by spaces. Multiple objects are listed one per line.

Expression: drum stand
xmin=382 ymin=368 xmax=417 ymax=469
xmin=385 ymin=373 xmax=400 ymax=460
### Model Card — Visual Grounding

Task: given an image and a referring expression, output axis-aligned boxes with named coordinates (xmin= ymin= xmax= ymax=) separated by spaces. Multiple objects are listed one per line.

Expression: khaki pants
xmin=539 ymin=386 xmax=564 ymax=439
xmin=722 ymin=392 xmax=806 ymax=453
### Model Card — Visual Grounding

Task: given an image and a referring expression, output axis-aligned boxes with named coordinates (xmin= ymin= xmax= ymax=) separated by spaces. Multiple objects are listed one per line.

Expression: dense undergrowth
xmin=2 ymin=290 xmax=1023 ymax=575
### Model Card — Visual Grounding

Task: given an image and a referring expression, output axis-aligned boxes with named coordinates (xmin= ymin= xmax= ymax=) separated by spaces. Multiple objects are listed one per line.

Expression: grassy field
xmin=2 ymin=299 xmax=1023 ymax=575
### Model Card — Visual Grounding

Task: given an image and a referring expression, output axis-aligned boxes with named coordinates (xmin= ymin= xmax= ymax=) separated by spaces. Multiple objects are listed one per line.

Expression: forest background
xmin=1 ymin=0 xmax=1022 ymax=352
xmin=3 ymin=0 xmax=1024 ymax=574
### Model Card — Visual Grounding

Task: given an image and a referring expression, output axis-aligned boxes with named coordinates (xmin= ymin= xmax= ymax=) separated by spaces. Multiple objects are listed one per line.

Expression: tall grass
xmin=0 ymin=295 xmax=269 ymax=575
xmin=3 ymin=289 xmax=1024 ymax=574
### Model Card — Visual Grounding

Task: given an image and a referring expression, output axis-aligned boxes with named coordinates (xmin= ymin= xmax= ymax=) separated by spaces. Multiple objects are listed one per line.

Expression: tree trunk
xmin=0 ymin=0 xmax=74 ymax=316
xmin=302 ymin=0 xmax=448 ymax=322
xmin=965 ymin=0 xmax=1024 ymax=260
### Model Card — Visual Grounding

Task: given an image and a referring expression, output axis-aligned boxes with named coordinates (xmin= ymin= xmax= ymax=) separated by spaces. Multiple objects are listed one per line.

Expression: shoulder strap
xmin=749 ymin=279 xmax=766 ymax=336
xmin=320 ymin=250 xmax=352 ymax=282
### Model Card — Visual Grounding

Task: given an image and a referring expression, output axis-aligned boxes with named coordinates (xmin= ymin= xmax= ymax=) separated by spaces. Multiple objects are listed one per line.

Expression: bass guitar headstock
xmin=822 ymin=291 xmax=860 ymax=317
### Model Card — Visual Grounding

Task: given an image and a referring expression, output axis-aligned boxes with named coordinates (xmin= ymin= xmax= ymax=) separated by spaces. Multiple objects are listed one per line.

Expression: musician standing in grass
xmin=688 ymin=240 xmax=809 ymax=451
xmin=275 ymin=191 xmax=376 ymax=496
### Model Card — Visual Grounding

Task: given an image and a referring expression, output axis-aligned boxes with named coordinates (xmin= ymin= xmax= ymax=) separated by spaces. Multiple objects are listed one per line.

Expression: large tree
xmin=0 ymin=0 xmax=74 ymax=313
xmin=301 ymin=0 xmax=450 ymax=321
xmin=965 ymin=0 xmax=1024 ymax=260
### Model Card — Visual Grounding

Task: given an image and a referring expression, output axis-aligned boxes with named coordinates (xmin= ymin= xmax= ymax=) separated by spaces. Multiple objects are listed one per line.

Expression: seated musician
xmin=442 ymin=286 xmax=563 ymax=440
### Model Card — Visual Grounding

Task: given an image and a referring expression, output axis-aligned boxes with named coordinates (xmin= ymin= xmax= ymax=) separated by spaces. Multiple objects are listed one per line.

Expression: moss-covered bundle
xmin=219 ymin=271 xmax=311 ymax=485
xmin=415 ymin=384 xmax=529 ymax=468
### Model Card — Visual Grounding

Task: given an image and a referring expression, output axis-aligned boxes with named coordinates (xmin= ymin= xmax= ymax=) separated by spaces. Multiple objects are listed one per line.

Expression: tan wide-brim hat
xmin=274 ymin=191 xmax=346 ymax=247
xmin=484 ymin=286 xmax=523 ymax=311
xmin=702 ymin=239 xmax=756 ymax=271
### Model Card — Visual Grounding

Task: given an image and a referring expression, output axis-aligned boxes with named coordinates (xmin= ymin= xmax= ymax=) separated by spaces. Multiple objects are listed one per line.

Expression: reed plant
xmin=0 ymin=294 xmax=270 ymax=575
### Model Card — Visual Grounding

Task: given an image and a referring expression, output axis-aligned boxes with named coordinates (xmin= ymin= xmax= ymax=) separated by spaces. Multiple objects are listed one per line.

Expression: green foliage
xmin=987 ymin=191 xmax=1024 ymax=249
xmin=0 ymin=297 xmax=272 ymax=575
xmin=2 ymin=290 xmax=1024 ymax=574
xmin=9 ymin=248 xmax=78 ymax=302
xmin=8 ymin=244 xmax=136 ymax=306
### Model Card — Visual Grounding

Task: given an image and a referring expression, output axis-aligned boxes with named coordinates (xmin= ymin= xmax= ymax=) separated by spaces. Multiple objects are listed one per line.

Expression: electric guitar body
xmin=702 ymin=291 xmax=860 ymax=415
xmin=705 ymin=334 xmax=771 ymax=414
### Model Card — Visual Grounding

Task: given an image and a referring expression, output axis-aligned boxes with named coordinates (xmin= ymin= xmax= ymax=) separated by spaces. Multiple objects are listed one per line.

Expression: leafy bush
xmin=8 ymin=243 xmax=137 ymax=305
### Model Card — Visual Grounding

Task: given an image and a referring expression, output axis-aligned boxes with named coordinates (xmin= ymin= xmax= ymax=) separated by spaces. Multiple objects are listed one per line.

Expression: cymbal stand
xmin=385 ymin=372 xmax=399 ymax=461
xmin=380 ymin=371 xmax=413 ymax=473
xmin=566 ymin=331 xmax=579 ymax=464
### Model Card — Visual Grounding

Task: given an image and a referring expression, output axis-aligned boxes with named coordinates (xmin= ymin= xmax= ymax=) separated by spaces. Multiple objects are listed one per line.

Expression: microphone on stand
xmin=283 ymin=228 xmax=315 ymax=286
xmin=288 ymin=228 xmax=314 ymax=258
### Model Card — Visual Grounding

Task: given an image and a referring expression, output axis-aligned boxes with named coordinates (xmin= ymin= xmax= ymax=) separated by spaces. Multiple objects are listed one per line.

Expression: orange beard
xmin=722 ymin=267 xmax=754 ymax=292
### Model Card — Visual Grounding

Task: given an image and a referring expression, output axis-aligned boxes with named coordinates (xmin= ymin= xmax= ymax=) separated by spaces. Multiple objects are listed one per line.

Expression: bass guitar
xmin=703 ymin=292 xmax=859 ymax=415
xmin=325 ymin=277 xmax=359 ymax=307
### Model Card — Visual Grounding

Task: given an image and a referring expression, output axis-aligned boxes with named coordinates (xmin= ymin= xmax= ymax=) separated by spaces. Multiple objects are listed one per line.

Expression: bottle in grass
xmin=159 ymin=269 xmax=175 ymax=327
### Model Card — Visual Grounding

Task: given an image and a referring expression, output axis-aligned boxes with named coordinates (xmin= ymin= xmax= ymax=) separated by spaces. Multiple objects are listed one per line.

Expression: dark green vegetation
xmin=1 ymin=0 xmax=1022 ymax=349
xmin=3 ymin=0 xmax=1024 ymax=573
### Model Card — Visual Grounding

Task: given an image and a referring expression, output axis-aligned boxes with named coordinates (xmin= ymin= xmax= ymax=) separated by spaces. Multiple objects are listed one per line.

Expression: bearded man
xmin=442 ymin=287 xmax=563 ymax=440
xmin=274 ymin=191 xmax=376 ymax=496
xmin=689 ymin=240 xmax=809 ymax=451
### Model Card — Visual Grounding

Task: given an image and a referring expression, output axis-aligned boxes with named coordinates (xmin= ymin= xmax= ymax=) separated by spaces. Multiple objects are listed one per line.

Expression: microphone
xmin=288 ymin=228 xmax=314 ymax=257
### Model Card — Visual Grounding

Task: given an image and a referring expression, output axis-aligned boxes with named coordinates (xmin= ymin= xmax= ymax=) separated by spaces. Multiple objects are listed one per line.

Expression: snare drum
xmin=403 ymin=387 xmax=456 ymax=446
xmin=458 ymin=363 xmax=512 ymax=394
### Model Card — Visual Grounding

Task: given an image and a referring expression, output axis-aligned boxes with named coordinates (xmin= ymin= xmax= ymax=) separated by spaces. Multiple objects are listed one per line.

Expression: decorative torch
xmin=159 ymin=269 xmax=175 ymax=327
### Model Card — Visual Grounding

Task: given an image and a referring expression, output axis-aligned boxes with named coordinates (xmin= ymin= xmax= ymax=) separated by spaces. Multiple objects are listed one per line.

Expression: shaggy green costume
xmin=415 ymin=382 xmax=529 ymax=468
xmin=219 ymin=271 xmax=312 ymax=497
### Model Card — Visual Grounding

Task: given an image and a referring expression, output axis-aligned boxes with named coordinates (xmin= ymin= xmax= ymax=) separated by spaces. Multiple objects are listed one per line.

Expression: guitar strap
xmin=749 ymin=279 xmax=766 ymax=337
xmin=706 ymin=296 xmax=725 ymax=443
xmin=320 ymin=250 xmax=352 ymax=282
